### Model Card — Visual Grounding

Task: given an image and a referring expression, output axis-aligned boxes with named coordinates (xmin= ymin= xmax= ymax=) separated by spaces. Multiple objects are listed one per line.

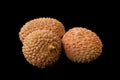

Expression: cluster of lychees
xmin=19 ymin=17 xmax=103 ymax=68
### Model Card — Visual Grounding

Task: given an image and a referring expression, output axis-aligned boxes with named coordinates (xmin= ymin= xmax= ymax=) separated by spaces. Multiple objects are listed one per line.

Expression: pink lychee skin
xmin=62 ymin=27 xmax=103 ymax=63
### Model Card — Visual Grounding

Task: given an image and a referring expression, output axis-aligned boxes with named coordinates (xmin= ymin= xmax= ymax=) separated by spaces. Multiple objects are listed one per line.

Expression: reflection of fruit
xmin=62 ymin=27 xmax=103 ymax=63
xmin=19 ymin=17 xmax=65 ymax=42
xmin=22 ymin=30 xmax=62 ymax=68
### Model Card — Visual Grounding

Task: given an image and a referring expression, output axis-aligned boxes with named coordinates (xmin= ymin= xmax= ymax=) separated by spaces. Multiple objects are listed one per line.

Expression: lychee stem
xmin=48 ymin=45 xmax=56 ymax=51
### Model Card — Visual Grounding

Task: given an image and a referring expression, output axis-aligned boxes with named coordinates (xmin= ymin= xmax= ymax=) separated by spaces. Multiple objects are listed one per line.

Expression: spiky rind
xmin=19 ymin=17 xmax=65 ymax=42
xmin=62 ymin=27 xmax=103 ymax=63
xmin=22 ymin=30 xmax=62 ymax=68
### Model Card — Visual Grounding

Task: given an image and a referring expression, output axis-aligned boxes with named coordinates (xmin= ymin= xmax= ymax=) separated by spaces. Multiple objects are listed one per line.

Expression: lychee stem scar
xmin=48 ymin=45 xmax=56 ymax=51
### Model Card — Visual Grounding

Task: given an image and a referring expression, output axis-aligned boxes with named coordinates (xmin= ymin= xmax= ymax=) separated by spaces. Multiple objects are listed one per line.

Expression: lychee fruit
xmin=22 ymin=30 xmax=62 ymax=68
xmin=19 ymin=17 xmax=65 ymax=42
xmin=62 ymin=27 xmax=103 ymax=63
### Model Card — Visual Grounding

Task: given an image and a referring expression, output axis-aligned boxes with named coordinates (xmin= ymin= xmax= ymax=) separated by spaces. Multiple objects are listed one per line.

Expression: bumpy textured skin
xmin=22 ymin=30 xmax=61 ymax=68
xmin=19 ymin=17 xmax=65 ymax=42
xmin=62 ymin=27 xmax=103 ymax=63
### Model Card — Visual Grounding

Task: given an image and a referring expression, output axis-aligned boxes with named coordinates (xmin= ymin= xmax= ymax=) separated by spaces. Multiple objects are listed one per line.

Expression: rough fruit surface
xmin=62 ymin=27 xmax=103 ymax=63
xmin=22 ymin=30 xmax=61 ymax=68
xmin=19 ymin=17 xmax=65 ymax=42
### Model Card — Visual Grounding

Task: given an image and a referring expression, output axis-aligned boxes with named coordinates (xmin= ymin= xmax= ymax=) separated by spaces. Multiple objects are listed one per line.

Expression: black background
xmin=3 ymin=2 xmax=119 ymax=79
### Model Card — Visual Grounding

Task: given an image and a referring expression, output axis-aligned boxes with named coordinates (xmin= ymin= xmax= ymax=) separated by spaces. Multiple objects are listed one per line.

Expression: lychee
xmin=22 ymin=30 xmax=62 ymax=68
xmin=62 ymin=27 xmax=103 ymax=63
xmin=19 ymin=17 xmax=65 ymax=42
